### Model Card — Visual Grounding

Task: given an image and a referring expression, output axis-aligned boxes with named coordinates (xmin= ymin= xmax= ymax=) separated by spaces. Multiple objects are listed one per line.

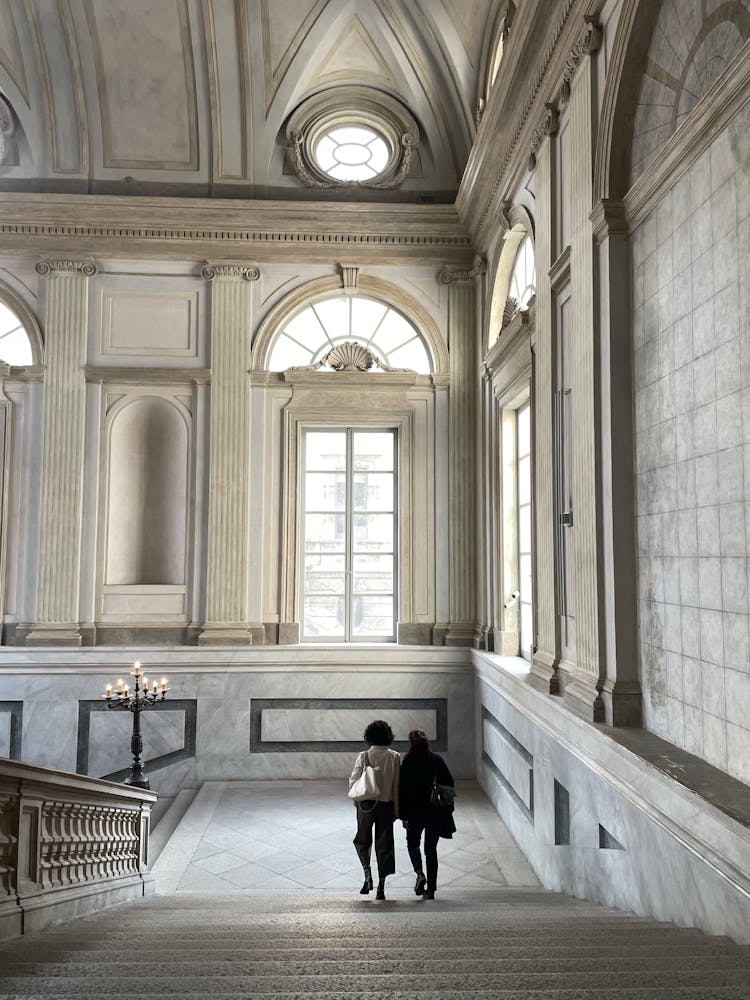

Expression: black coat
xmin=399 ymin=751 xmax=456 ymax=838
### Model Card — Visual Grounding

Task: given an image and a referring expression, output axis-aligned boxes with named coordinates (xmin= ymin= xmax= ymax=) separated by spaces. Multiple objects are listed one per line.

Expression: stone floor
xmin=152 ymin=779 xmax=539 ymax=895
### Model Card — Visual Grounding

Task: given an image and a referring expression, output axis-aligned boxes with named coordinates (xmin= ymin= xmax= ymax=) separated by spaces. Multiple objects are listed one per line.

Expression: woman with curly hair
xmin=349 ymin=719 xmax=400 ymax=900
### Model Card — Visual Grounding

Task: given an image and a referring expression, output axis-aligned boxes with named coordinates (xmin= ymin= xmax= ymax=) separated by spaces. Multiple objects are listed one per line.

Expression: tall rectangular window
xmin=302 ymin=429 xmax=396 ymax=641
xmin=517 ymin=401 xmax=533 ymax=659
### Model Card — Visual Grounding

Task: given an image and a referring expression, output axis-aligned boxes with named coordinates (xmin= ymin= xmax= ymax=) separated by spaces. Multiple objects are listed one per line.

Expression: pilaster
xmin=529 ymin=135 xmax=559 ymax=693
xmin=561 ymin=42 xmax=604 ymax=722
xmin=198 ymin=263 xmax=260 ymax=646
xmin=26 ymin=258 xmax=95 ymax=647
xmin=438 ymin=260 xmax=483 ymax=647
xmin=592 ymin=199 xmax=642 ymax=726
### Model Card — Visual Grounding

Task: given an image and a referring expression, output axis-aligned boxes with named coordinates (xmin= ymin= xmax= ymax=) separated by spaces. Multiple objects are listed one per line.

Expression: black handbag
xmin=430 ymin=761 xmax=456 ymax=808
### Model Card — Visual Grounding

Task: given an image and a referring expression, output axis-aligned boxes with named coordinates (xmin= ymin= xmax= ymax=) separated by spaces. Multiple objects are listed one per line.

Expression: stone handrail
xmin=0 ymin=756 xmax=156 ymax=940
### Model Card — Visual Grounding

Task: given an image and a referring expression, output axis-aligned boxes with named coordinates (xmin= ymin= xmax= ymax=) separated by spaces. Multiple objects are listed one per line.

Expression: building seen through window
xmin=302 ymin=429 xmax=396 ymax=641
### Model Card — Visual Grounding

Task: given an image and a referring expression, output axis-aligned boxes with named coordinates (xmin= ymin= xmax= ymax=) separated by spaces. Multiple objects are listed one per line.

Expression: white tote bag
xmin=348 ymin=751 xmax=381 ymax=801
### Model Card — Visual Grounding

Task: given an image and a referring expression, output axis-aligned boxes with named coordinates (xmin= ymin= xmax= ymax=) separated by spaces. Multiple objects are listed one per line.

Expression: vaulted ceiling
xmin=0 ymin=0 xmax=496 ymax=202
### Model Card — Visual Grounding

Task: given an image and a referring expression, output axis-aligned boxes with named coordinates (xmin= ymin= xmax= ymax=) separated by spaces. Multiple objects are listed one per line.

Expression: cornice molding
xmin=458 ymin=0 xmax=578 ymax=244
xmin=0 ymin=364 xmax=44 ymax=383
xmin=590 ymin=199 xmax=628 ymax=244
xmin=0 ymin=195 xmax=474 ymax=266
xmin=623 ymin=38 xmax=750 ymax=232
xmin=201 ymin=262 xmax=260 ymax=280
xmin=438 ymin=255 xmax=486 ymax=285
xmin=459 ymin=1 xmax=604 ymax=248
xmin=36 ymin=257 xmax=97 ymax=276
xmin=84 ymin=366 xmax=210 ymax=385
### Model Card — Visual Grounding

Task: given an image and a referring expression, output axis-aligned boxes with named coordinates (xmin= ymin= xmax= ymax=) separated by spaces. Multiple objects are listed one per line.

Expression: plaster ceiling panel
xmin=204 ymin=0 xmax=252 ymax=182
xmin=440 ymin=0 xmax=492 ymax=67
xmin=84 ymin=0 xmax=199 ymax=170
xmin=0 ymin=5 xmax=27 ymax=99
xmin=308 ymin=15 xmax=400 ymax=91
xmin=262 ymin=0 xmax=327 ymax=109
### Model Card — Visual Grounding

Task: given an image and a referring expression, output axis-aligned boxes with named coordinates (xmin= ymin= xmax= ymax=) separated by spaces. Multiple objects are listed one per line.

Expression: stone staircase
xmin=1 ymin=888 xmax=750 ymax=998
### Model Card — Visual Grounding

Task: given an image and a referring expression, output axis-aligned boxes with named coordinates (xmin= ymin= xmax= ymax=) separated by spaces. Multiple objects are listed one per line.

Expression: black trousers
xmin=353 ymin=801 xmax=395 ymax=878
xmin=405 ymin=809 xmax=443 ymax=891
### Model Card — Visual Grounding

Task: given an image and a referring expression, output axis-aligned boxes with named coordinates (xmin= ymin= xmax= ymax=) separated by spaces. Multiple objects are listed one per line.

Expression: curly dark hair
xmin=364 ymin=719 xmax=394 ymax=746
xmin=405 ymin=728 xmax=430 ymax=758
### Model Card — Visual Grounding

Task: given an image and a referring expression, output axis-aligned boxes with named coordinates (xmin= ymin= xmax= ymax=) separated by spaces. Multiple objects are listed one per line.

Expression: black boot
xmin=414 ymin=872 xmax=427 ymax=896
xmin=360 ymin=866 xmax=373 ymax=894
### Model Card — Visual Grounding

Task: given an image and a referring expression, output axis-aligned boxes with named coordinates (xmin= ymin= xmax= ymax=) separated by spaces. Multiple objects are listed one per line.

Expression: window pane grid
xmin=302 ymin=428 xmax=396 ymax=641
xmin=517 ymin=401 xmax=533 ymax=660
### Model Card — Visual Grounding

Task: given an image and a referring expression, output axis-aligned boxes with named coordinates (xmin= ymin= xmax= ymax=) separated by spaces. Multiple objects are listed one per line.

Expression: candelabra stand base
xmin=124 ymin=775 xmax=151 ymax=790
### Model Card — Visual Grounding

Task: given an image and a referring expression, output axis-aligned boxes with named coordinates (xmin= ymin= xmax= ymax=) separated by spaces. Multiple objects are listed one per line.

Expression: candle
xmin=152 ymin=680 xmax=158 ymax=693
xmin=123 ymin=683 xmax=129 ymax=696
xmin=143 ymin=677 xmax=148 ymax=690
xmin=106 ymin=684 xmax=113 ymax=697
xmin=116 ymin=678 xmax=124 ymax=693
xmin=161 ymin=677 xmax=168 ymax=691
xmin=133 ymin=661 xmax=142 ymax=676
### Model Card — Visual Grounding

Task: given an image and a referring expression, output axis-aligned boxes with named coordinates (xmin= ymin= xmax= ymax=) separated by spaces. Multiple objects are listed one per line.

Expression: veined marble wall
xmin=474 ymin=651 xmax=750 ymax=944
xmin=0 ymin=647 xmax=475 ymax=796
xmin=632 ymin=100 xmax=750 ymax=783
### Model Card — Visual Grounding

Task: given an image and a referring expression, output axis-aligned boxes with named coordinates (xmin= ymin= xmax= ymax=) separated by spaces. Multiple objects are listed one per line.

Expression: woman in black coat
xmin=398 ymin=729 xmax=455 ymax=900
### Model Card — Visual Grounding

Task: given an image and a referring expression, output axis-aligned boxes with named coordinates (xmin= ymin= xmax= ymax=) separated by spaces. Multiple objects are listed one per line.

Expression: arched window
xmin=268 ymin=295 xmax=432 ymax=374
xmin=508 ymin=236 xmax=536 ymax=313
xmin=0 ymin=300 xmax=33 ymax=366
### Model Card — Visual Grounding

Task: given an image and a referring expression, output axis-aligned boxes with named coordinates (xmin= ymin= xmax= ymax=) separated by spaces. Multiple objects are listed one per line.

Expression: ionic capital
xmin=201 ymin=262 xmax=261 ymax=281
xmin=36 ymin=257 xmax=97 ymax=277
xmin=438 ymin=255 xmax=486 ymax=285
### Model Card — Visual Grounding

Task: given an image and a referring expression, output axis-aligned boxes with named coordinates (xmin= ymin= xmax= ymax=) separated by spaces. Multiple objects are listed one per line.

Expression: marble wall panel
xmin=260 ymin=708 xmax=437 ymax=743
xmin=481 ymin=711 xmax=533 ymax=816
xmin=0 ymin=702 xmax=21 ymax=759
xmin=632 ymin=99 xmax=750 ymax=784
xmin=0 ymin=711 xmax=11 ymax=757
xmin=475 ymin=656 xmax=750 ymax=943
xmin=0 ymin=651 xmax=474 ymax=791
xmin=87 ymin=708 xmax=186 ymax=778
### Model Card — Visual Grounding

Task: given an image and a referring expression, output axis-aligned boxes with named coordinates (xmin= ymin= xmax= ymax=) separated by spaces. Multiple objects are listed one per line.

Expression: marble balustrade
xmin=0 ymin=758 xmax=155 ymax=940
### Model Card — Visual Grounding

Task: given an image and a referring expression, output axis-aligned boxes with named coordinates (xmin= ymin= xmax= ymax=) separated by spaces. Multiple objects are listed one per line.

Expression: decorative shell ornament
xmin=286 ymin=339 xmax=415 ymax=374
xmin=325 ymin=342 xmax=375 ymax=371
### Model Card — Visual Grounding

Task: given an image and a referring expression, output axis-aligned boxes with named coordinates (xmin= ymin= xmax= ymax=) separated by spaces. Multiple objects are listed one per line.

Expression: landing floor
xmin=152 ymin=779 xmax=539 ymax=895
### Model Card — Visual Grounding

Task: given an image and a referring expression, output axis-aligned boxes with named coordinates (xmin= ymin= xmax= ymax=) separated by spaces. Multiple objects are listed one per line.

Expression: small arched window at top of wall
xmin=0 ymin=292 xmax=40 ymax=367
xmin=487 ymin=226 xmax=536 ymax=351
xmin=267 ymin=294 xmax=433 ymax=375
xmin=475 ymin=1 xmax=516 ymax=124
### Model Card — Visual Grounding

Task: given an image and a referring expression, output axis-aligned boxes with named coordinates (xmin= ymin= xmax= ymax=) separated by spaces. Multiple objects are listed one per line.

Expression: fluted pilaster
xmin=27 ymin=259 xmax=95 ymax=646
xmin=199 ymin=263 xmax=259 ymax=645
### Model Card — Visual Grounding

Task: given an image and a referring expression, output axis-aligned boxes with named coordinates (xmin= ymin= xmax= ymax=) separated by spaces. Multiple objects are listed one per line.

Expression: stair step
xmin=2 ymin=970 xmax=749 ymax=992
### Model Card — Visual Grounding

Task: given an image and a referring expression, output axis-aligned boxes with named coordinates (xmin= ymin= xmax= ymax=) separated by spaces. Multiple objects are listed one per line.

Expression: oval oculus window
xmin=314 ymin=125 xmax=390 ymax=182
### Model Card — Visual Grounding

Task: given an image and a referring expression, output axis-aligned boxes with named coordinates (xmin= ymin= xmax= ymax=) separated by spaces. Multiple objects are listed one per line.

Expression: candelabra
xmin=103 ymin=662 xmax=169 ymax=790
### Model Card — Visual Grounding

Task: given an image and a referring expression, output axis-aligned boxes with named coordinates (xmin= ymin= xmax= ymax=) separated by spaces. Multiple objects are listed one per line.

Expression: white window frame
xmin=300 ymin=426 xmax=398 ymax=643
